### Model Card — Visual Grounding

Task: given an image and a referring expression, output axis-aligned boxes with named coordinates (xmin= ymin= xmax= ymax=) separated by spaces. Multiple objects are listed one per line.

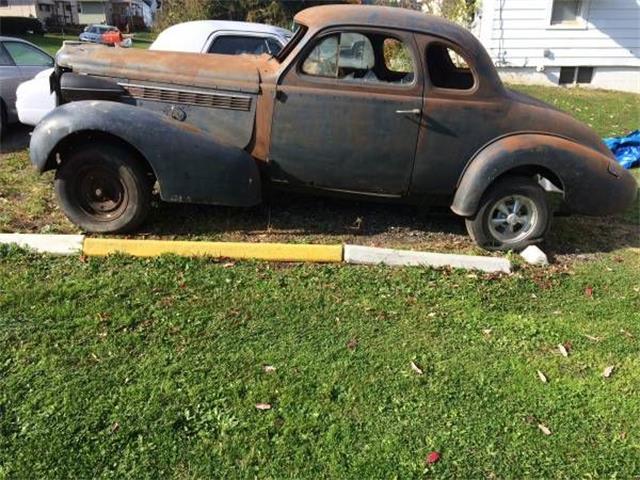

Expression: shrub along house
xmin=476 ymin=0 xmax=640 ymax=93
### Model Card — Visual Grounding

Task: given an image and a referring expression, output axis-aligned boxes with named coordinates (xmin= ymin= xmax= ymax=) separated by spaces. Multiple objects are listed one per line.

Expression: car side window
xmin=426 ymin=43 xmax=475 ymax=90
xmin=266 ymin=38 xmax=282 ymax=55
xmin=209 ymin=36 xmax=269 ymax=55
xmin=4 ymin=42 xmax=52 ymax=67
xmin=301 ymin=32 xmax=415 ymax=85
xmin=0 ymin=44 xmax=14 ymax=66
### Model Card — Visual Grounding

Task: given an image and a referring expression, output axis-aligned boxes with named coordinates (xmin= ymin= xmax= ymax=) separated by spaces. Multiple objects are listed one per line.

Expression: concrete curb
xmin=344 ymin=244 xmax=511 ymax=273
xmin=0 ymin=234 xmax=512 ymax=273
xmin=0 ymin=233 xmax=85 ymax=255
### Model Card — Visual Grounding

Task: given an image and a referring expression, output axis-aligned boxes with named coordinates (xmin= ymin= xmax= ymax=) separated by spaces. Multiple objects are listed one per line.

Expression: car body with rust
xmin=30 ymin=5 xmax=637 ymax=250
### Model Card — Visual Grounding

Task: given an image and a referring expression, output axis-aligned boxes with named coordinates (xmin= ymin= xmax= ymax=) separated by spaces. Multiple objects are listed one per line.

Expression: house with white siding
xmin=476 ymin=0 xmax=640 ymax=93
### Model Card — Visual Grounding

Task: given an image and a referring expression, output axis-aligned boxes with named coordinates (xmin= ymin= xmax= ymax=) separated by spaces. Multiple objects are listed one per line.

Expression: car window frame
xmin=290 ymin=27 xmax=422 ymax=94
xmin=2 ymin=40 xmax=53 ymax=67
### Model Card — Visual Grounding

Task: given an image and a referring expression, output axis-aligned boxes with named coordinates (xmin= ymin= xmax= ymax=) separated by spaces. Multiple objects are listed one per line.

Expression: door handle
xmin=395 ymin=108 xmax=421 ymax=115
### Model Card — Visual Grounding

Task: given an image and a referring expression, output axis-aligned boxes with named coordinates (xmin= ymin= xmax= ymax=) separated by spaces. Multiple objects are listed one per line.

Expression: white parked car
xmin=16 ymin=20 xmax=292 ymax=126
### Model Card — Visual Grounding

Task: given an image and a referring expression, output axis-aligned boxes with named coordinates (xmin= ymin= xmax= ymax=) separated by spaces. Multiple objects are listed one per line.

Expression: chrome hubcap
xmin=488 ymin=195 xmax=538 ymax=244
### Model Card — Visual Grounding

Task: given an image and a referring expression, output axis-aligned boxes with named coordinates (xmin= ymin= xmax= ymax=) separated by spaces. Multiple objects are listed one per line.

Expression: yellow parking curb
xmin=83 ymin=238 xmax=343 ymax=263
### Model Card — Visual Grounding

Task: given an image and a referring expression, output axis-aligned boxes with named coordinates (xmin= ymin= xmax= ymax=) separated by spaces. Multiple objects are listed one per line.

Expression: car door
xmin=0 ymin=42 xmax=21 ymax=121
xmin=3 ymin=40 xmax=54 ymax=81
xmin=269 ymin=29 xmax=423 ymax=196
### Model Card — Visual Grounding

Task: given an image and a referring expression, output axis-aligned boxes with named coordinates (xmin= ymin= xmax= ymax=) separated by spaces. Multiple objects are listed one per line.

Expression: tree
xmin=157 ymin=0 xmax=358 ymax=31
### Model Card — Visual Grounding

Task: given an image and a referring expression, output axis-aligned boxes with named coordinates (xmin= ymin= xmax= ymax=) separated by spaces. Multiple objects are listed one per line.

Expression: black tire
xmin=54 ymin=142 xmax=152 ymax=234
xmin=465 ymin=176 xmax=550 ymax=251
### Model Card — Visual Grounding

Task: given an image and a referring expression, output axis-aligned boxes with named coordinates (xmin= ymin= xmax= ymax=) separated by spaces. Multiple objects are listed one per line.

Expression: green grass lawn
xmin=1 ymin=247 xmax=639 ymax=478
xmin=0 ymin=58 xmax=639 ymax=477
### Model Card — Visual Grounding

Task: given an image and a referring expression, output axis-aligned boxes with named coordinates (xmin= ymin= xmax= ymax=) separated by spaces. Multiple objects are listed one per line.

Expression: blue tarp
xmin=603 ymin=130 xmax=640 ymax=169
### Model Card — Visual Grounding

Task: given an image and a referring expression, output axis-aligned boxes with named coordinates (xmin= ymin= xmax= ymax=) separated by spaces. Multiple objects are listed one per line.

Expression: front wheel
xmin=465 ymin=176 xmax=551 ymax=251
xmin=54 ymin=142 xmax=152 ymax=233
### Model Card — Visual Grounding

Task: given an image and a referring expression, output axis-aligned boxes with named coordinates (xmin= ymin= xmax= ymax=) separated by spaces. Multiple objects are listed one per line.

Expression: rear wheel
xmin=54 ymin=142 xmax=152 ymax=233
xmin=465 ymin=176 xmax=550 ymax=251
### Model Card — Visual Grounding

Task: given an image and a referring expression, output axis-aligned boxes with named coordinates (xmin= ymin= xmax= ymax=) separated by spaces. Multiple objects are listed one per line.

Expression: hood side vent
xmin=119 ymin=83 xmax=252 ymax=111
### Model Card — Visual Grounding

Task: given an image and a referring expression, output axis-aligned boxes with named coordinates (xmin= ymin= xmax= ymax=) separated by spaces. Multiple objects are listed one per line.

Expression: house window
xmin=559 ymin=67 xmax=576 ymax=84
xmin=559 ymin=66 xmax=594 ymax=85
xmin=550 ymin=0 xmax=585 ymax=26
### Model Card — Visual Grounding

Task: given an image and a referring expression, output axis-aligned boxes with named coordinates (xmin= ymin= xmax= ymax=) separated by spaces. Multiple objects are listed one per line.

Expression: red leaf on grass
xmin=584 ymin=286 xmax=593 ymax=298
xmin=346 ymin=338 xmax=358 ymax=351
xmin=426 ymin=451 xmax=441 ymax=465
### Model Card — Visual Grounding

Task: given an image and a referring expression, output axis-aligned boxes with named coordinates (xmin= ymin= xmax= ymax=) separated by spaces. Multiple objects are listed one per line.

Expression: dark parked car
xmin=30 ymin=5 xmax=636 ymax=250
xmin=0 ymin=36 xmax=53 ymax=134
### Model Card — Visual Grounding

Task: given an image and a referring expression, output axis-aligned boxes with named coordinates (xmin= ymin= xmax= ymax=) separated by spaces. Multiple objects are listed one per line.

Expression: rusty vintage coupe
xmin=30 ymin=5 xmax=636 ymax=250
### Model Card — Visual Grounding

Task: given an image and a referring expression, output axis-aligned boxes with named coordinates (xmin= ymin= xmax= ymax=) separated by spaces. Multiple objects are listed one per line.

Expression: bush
xmin=0 ymin=16 xmax=46 ymax=35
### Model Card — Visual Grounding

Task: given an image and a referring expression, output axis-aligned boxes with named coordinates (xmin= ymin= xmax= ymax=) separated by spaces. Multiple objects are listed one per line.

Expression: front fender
xmin=30 ymin=100 xmax=261 ymax=207
xmin=451 ymin=134 xmax=637 ymax=217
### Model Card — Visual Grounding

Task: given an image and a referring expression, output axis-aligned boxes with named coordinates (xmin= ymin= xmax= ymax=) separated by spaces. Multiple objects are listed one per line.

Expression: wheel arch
xmin=451 ymin=133 xmax=619 ymax=217
xmin=43 ymin=129 xmax=157 ymax=180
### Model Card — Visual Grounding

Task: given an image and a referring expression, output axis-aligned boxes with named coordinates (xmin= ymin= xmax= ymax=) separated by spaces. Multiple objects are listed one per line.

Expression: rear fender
xmin=30 ymin=100 xmax=261 ymax=207
xmin=451 ymin=134 xmax=636 ymax=217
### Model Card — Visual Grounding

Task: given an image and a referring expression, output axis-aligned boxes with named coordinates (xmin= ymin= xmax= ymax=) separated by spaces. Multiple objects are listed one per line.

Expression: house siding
xmin=478 ymin=0 xmax=640 ymax=92
xmin=78 ymin=1 xmax=108 ymax=24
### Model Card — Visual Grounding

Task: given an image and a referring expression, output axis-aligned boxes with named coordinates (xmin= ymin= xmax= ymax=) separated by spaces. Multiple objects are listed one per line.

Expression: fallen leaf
xmin=222 ymin=262 xmax=235 ymax=268
xmin=346 ymin=338 xmax=358 ymax=351
xmin=428 ymin=312 xmax=437 ymax=318
xmin=558 ymin=344 xmax=569 ymax=357
xmin=425 ymin=451 xmax=441 ymax=465
xmin=538 ymin=424 xmax=552 ymax=435
xmin=583 ymin=334 xmax=601 ymax=342
xmin=584 ymin=286 xmax=593 ymax=298
xmin=482 ymin=328 xmax=492 ymax=336
xmin=110 ymin=422 xmax=120 ymax=433
xmin=263 ymin=365 xmax=276 ymax=373
xmin=537 ymin=370 xmax=548 ymax=383
xmin=255 ymin=403 xmax=271 ymax=411
xmin=603 ymin=365 xmax=615 ymax=378
xmin=410 ymin=361 xmax=424 ymax=375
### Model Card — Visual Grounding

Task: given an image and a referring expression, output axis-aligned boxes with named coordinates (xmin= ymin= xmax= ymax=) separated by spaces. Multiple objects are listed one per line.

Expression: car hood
xmin=56 ymin=42 xmax=276 ymax=93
